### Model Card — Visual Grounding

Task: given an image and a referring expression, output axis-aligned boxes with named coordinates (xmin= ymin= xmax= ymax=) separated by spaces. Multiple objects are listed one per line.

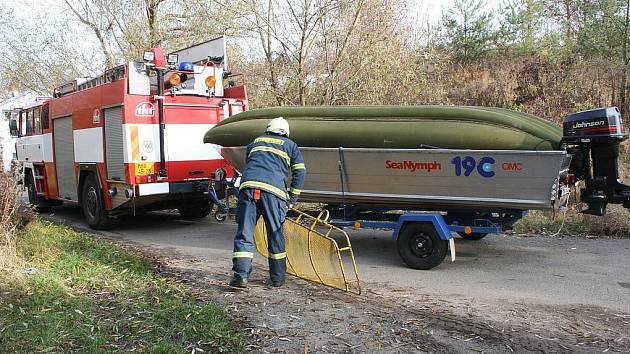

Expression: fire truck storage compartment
xmin=53 ymin=116 xmax=78 ymax=201
xmin=104 ymin=106 xmax=125 ymax=180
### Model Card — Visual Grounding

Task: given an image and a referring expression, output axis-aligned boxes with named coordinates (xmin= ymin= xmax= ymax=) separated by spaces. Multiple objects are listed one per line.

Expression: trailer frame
xmin=324 ymin=205 xmax=527 ymax=269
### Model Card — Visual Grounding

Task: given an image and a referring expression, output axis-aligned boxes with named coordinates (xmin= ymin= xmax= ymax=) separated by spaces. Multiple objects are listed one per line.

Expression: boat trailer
xmin=319 ymin=207 xmax=525 ymax=269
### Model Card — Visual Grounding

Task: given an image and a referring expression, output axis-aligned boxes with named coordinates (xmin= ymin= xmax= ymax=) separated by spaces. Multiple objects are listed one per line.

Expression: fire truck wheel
xmin=397 ymin=222 xmax=447 ymax=270
xmin=456 ymin=232 xmax=488 ymax=240
xmin=178 ymin=200 xmax=213 ymax=219
xmin=82 ymin=174 xmax=119 ymax=230
xmin=26 ymin=172 xmax=51 ymax=212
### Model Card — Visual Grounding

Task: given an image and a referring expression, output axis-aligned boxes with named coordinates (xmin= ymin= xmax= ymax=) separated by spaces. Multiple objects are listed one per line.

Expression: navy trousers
xmin=232 ymin=188 xmax=287 ymax=282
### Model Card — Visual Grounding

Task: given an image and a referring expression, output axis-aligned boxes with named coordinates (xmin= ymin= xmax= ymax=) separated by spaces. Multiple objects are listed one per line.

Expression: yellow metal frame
xmin=254 ymin=208 xmax=361 ymax=294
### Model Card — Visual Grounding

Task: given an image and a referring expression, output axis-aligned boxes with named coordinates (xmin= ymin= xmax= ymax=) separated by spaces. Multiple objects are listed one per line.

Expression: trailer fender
xmin=392 ymin=214 xmax=453 ymax=241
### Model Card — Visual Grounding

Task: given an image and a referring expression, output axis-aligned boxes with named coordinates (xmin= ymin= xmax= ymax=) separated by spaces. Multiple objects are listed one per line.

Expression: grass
xmin=513 ymin=202 xmax=630 ymax=238
xmin=512 ymin=209 xmax=588 ymax=236
xmin=0 ymin=220 xmax=245 ymax=353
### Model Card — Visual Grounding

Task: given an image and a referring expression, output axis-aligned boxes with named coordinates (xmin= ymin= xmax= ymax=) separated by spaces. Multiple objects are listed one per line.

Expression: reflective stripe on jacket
xmin=239 ymin=134 xmax=306 ymax=202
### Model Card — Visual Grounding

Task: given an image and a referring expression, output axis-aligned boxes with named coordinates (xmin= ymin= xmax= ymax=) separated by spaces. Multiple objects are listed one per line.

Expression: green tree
xmin=442 ymin=0 xmax=498 ymax=62
xmin=543 ymin=0 xmax=584 ymax=54
xmin=577 ymin=0 xmax=630 ymax=116
xmin=500 ymin=0 xmax=545 ymax=53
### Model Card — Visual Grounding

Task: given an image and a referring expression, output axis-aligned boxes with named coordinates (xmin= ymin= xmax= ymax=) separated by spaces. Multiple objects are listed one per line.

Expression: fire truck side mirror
xmin=9 ymin=119 xmax=18 ymax=137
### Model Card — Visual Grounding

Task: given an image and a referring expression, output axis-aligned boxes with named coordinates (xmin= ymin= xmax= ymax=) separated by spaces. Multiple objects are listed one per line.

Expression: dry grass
xmin=0 ymin=173 xmax=24 ymax=273
xmin=584 ymin=205 xmax=630 ymax=237
xmin=516 ymin=193 xmax=630 ymax=238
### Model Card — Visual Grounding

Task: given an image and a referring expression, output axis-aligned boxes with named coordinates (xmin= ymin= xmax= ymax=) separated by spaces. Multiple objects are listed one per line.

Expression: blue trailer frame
xmin=327 ymin=208 xmax=526 ymax=270
xmin=329 ymin=211 xmax=512 ymax=240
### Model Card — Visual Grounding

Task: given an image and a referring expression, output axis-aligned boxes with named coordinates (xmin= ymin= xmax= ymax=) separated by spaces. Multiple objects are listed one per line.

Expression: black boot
xmin=271 ymin=278 xmax=285 ymax=287
xmin=229 ymin=277 xmax=248 ymax=288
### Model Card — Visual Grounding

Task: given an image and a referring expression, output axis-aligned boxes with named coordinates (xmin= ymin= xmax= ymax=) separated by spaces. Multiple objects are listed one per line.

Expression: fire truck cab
xmin=12 ymin=37 xmax=248 ymax=229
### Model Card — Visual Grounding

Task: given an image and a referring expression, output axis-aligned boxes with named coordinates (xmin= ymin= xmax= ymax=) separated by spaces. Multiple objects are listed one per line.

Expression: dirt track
xmin=45 ymin=205 xmax=630 ymax=353
xmin=161 ymin=260 xmax=630 ymax=353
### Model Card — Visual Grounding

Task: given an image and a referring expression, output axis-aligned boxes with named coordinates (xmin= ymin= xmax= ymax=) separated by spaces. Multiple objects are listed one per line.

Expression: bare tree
xmin=318 ymin=0 xmax=365 ymax=104
xmin=249 ymin=0 xmax=284 ymax=105
xmin=242 ymin=0 xmax=401 ymax=106
xmin=64 ymin=0 xmax=116 ymax=68
xmin=145 ymin=0 xmax=166 ymax=47
xmin=0 ymin=6 xmax=90 ymax=93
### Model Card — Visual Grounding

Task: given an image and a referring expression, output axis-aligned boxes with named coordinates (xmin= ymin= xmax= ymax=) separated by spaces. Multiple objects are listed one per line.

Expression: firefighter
xmin=229 ymin=117 xmax=306 ymax=288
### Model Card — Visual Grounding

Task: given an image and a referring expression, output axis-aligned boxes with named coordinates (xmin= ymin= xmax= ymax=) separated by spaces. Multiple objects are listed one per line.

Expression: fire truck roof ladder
xmin=53 ymin=66 xmax=126 ymax=97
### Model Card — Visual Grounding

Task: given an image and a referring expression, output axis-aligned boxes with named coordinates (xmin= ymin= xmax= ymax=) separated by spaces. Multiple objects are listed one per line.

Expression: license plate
xmin=135 ymin=162 xmax=154 ymax=176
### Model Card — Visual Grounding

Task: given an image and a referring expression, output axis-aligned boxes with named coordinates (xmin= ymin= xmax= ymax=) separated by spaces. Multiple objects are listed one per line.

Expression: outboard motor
xmin=562 ymin=107 xmax=630 ymax=215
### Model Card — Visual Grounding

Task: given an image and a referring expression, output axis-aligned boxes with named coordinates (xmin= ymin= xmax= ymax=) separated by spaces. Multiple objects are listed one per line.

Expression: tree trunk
xmin=145 ymin=0 xmax=162 ymax=47
xmin=252 ymin=0 xmax=282 ymax=106
xmin=322 ymin=0 xmax=364 ymax=105
xmin=297 ymin=0 xmax=309 ymax=106
xmin=620 ymin=0 xmax=630 ymax=117
xmin=64 ymin=0 xmax=115 ymax=69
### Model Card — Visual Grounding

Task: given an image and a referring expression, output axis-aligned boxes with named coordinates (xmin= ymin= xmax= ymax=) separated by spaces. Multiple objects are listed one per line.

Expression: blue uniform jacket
xmin=239 ymin=134 xmax=307 ymax=204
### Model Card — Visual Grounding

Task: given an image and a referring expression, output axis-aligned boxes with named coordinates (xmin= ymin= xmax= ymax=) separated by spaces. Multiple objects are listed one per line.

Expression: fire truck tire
xmin=82 ymin=174 xmax=119 ymax=230
xmin=178 ymin=200 xmax=213 ymax=219
xmin=397 ymin=222 xmax=447 ymax=270
xmin=26 ymin=172 xmax=51 ymax=212
xmin=456 ymin=232 xmax=488 ymax=240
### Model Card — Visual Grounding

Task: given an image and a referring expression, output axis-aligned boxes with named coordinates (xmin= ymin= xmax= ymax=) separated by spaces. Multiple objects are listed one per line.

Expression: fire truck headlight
xmin=205 ymin=75 xmax=216 ymax=88
xmin=169 ymin=73 xmax=182 ymax=86
xmin=143 ymin=51 xmax=155 ymax=62
xmin=167 ymin=54 xmax=178 ymax=65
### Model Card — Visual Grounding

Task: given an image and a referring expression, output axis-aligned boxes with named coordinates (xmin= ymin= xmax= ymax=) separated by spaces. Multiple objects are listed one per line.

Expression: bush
xmin=0 ymin=173 xmax=22 ymax=272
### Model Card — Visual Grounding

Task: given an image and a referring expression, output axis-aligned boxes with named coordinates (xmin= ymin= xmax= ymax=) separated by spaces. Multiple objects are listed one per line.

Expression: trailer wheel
xmin=457 ymin=232 xmax=488 ymax=240
xmin=82 ymin=174 xmax=118 ymax=230
xmin=397 ymin=222 xmax=448 ymax=270
xmin=178 ymin=200 xmax=212 ymax=219
xmin=26 ymin=172 xmax=51 ymax=212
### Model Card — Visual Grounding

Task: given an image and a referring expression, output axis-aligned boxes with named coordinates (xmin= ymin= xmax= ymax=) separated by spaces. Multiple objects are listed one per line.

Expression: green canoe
xmin=204 ymin=105 xmax=563 ymax=150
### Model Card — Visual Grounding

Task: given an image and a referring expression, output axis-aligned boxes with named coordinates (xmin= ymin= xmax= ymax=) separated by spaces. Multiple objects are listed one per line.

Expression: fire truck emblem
xmin=135 ymin=102 xmax=155 ymax=117
xmin=143 ymin=140 xmax=154 ymax=153
xmin=92 ymin=109 xmax=101 ymax=123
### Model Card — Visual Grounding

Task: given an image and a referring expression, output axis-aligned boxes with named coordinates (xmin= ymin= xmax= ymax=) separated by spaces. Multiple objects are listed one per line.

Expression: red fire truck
xmin=9 ymin=37 xmax=248 ymax=229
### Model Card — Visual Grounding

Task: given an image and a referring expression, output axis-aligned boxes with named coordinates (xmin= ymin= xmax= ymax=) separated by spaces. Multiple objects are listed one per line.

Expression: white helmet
xmin=266 ymin=117 xmax=290 ymax=136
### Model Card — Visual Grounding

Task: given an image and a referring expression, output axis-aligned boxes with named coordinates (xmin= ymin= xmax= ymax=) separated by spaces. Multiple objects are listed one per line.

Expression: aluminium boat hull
xmin=220 ymin=147 xmax=571 ymax=211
